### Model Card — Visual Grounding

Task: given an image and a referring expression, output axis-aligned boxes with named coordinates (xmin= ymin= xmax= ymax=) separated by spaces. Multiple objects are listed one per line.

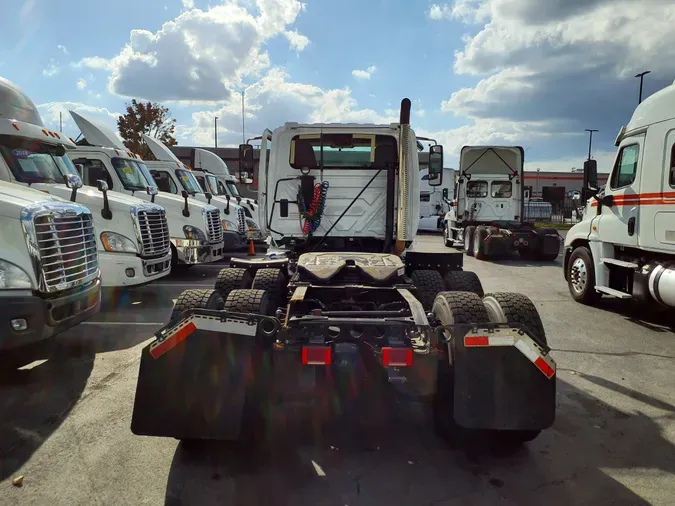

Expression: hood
xmin=70 ymin=110 xmax=126 ymax=150
xmin=142 ymin=134 xmax=181 ymax=162
xmin=194 ymin=148 xmax=232 ymax=177
xmin=0 ymin=181 xmax=65 ymax=207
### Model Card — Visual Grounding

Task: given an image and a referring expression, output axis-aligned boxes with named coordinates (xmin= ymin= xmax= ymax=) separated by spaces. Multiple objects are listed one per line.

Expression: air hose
xmin=298 ymin=180 xmax=329 ymax=235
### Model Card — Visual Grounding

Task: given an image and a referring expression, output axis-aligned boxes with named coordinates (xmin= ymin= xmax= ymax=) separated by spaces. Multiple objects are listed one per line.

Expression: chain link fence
xmin=524 ymin=198 xmax=581 ymax=224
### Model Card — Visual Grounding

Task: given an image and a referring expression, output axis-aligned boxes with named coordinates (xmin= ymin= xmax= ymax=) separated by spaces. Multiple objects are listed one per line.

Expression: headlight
xmin=246 ymin=218 xmax=259 ymax=231
xmin=221 ymin=219 xmax=237 ymax=231
xmin=0 ymin=260 xmax=34 ymax=289
xmin=101 ymin=232 xmax=138 ymax=253
xmin=183 ymin=225 xmax=207 ymax=241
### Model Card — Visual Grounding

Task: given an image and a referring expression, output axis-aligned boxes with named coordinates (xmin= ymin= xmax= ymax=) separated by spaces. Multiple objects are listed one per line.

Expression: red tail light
xmin=302 ymin=346 xmax=332 ymax=365
xmin=523 ymin=241 xmax=529 ymax=247
xmin=382 ymin=347 xmax=413 ymax=367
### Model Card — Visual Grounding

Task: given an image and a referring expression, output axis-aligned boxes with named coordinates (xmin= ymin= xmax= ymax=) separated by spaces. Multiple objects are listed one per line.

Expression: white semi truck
xmin=0 ymin=180 xmax=101 ymax=351
xmin=140 ymin=135 xmax=250 ymax=251
xmin=564 ymin=80 xmax=675 ymax=307
xmin=67 ymin=112 xmax=225 ymax=267
xmin=0 ymin=77 xmax=172 ymax=288
xmin=190 ymin=148 xmax=265 ymax=244
xmin=419 ymin=167 xmax=455 ymax=232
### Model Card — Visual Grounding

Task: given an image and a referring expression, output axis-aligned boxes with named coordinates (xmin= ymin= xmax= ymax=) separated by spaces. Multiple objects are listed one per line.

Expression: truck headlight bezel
xmin=183 ymin=225 xmax=207 ymax=241
xmin=100 ymin=232 xmax=139 ymax=253
xmin=0 ymin=259 xmax=35 ymax=290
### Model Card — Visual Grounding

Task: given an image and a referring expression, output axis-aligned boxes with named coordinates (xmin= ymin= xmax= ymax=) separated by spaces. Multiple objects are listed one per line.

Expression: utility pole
xmin=59 ymin=111 xmax=63 ymax=132
xmin=241 ymin=90 xmax=245 ymax=144
xmin=585 ymin=129 xmax=598 ymax=160
xmin=635 ymin=70 xmax=651 ymax=104
xmin=214 ymin=116 xmax=218 ymax=148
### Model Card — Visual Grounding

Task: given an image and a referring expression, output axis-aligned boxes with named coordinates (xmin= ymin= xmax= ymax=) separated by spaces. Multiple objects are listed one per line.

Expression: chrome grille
xmin=205 ymin=208 xmax=223 ymax=243
xmin=136 ymin=208 xmax=170 ymax=257
xmin=237 ymin=207 xmax=246 ymax=234
xmin=33 ymin=211 xmax=98 ymax=291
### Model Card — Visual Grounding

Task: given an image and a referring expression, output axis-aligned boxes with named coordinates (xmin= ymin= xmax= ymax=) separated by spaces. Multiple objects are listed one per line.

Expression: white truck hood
xmin=0 ymin=181 xmax=65 ymax=209
xmin=69 ymin=111 xmax=126 ymax=150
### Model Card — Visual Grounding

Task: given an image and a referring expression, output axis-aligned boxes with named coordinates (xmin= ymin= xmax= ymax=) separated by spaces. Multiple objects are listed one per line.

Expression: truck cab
xmin=564 ymin=81 xmax=675 ymax=307
xmin=67 ymin=111 xmax=225 ymax=267
xmin=141 ymin=135 xmax=250 ymax=251
xmin=0 ymin=180 xmax=101 ymax=350
xmin=419 ymin=167 xmax=455 ymax=232
xmin=0 ymin=78 xmax=172 ymax=287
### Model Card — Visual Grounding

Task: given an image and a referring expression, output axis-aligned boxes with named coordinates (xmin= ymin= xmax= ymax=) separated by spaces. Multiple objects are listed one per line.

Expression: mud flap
xmin=450 ymin=325 xmax=556 ymax=431
xmin=131 ymin=310 xmax=278 ymax=441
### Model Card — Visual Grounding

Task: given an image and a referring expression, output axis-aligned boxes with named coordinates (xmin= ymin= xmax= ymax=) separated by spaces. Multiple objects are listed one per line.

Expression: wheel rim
xmin=464 ymin=232 xmax=470 ymax=251
xmin=473 ymin=232 xmax=480 ymax=256
xmin=570 ymin=257 xmax=588 ymax=295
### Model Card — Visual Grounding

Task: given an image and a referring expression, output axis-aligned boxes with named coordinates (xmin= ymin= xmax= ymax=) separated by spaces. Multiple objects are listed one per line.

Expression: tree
xmin=117 ymin=100 xmax=177 ymax=159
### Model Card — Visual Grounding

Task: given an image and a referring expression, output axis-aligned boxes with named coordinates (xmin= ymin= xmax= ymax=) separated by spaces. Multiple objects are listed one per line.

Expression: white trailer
xmin=0 ymin=180 xmax=101 ymax=351
xmin=67 ymin=112 xmax=225 ymax=267
xmin=141 ymin=135 xmax=253 ymax=250
xmin=0 ymin=78 xmax=171 ymax=287
xmin=564 ymin=81 xmax=675 ymax=307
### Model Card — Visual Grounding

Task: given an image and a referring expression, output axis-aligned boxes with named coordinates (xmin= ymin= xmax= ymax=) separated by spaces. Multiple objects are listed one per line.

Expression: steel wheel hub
xmin=570 ymin=257 xmax=588 ymax=294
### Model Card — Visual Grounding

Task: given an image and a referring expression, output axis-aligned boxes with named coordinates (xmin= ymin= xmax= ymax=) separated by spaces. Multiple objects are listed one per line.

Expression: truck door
xmin=596 ymin=136 xmax=643 ymax=247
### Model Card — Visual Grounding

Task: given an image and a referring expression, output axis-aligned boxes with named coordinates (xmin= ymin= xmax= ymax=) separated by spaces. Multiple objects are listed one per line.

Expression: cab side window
xmin=610 ymin=144 xmax=639 ymax=189
xmin=150 ymin=170 xmax=178 ymax=194
xmin=669 ymin=144 xmax=675 ymax=187
xmin=218 ymin=181 xmax=227 ymax=195
xmin=71 ymin=158 xmax=114 ymax=189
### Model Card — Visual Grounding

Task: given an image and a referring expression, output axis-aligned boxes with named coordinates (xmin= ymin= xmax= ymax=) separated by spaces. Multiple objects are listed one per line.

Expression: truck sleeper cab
xmin=67 ymin=112 xmax=224 ymax=266
xmin=0 ymin=181 xmax=101 ymax=351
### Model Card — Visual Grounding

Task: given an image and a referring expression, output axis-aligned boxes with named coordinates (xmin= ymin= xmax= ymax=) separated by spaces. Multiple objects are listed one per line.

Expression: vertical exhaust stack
xmin=397 ymin=98 xmax=414 ymax=245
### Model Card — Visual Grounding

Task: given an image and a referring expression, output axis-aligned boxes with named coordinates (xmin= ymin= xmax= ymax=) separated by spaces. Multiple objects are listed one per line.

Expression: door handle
xmin=628 ymin=216 xmax=636 ymax=236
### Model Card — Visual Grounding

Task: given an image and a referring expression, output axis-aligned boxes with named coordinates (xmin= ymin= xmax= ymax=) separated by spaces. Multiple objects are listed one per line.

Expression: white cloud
xmin=42 ymin=59 xmax=60 ymax=77
xmin=182 ymin=0 xmax=194 ymax=9
xmin=57 ymin=44 xmax=69 ymax=55
xmin=37 ymin=102 xmax=121 ymax=139
xmin=284 ymin=29 xmax=309 ymax=51
xmin=77 ymin=0 xmax=307 ymax=102
xmin=76 ymin=78 xmax=87 ymax=90
xmin=352 ymin=66 xmax=377 ymax=80
xmin=428 ymin=1 xmax=490 ymax=23
xmin=182 ymin=68 xmax=397 ymax=146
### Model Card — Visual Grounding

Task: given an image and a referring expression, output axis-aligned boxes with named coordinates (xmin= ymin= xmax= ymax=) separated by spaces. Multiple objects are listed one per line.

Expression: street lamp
xmin=585 ymin=129 xmax=598 ymax=160
xmin=241 ymin=91 xmax=245 ymax=144
xmin=214 ymin=116 xmax=218 ymax=148
xmin=635 ymin=71 xmax=651 ymax=104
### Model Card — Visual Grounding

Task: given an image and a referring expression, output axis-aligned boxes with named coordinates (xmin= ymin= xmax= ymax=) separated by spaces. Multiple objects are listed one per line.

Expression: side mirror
xmin=97 ymin=180 xmax=109 ymax=192
xmin=428 ymin=145 xmax=443 ymax=187
xmin=181 ymin=189 xmax=189 ymax=199
xmin=584 ymin=159 xmax=598 ymax=191
xmin=146 ymin=185 xmax=158 ymax=203
xmin=280 ymin=199 xmax=289 ymax=218
xmin=205 ymin=191 xmax=213 ymax=204
xmin=66 ymin=174 xmax=83 ymax=202
xmin=97 ymin=180 xmax=112 ymax=220
xmin=239 ymin=144 xmax=254 ymax=172
xmin=181 ymin=189 xmax=190 ymax=217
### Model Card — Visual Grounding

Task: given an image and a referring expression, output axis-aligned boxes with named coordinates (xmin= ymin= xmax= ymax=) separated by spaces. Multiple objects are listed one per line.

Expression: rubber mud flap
xmin=131 ymin=328 xmax=255 ymax=440
xmin=452 ymin=334 xmax=556 ymax=431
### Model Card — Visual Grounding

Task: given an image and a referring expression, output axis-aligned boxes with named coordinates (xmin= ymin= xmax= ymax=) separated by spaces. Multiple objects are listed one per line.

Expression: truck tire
xmin=170 ymin=289 xmax=224 ymax=321
xmin=431 ymin=291 xmax=489 ymax=447
xmin=224 ymin=289 xmax=273 ymax=316
xmin=473 ymin=226 xmax=489 ymax=260
xmin=567 ymin=246 xmax=600 ymax=305
xmin=214 ymin=268 xmax=253 ymax=300
xmin=481 ymin=292 xmax=547 ymax=445
xmin=251 ymin=268 xmax=287 ymax=310
xmin=463 ymin=226 xmax=475 ymax=256
xmin=411 ymin=270 xmax=446 ymax=310
xmin=482 ymin=293 xmax=547 ymax=346
xmin=443 ymin=270 xmax=484 ymax=297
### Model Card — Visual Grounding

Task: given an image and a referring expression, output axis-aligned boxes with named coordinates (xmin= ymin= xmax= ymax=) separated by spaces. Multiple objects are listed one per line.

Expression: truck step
xmin=601 ymin=258 xmax=638 ymax=269
xmin=594 ymin=285 xmax=633 ymax=299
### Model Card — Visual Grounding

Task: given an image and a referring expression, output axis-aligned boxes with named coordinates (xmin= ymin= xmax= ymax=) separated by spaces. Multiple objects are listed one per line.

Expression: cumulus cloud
xmin=430 ymin=0 xmax=675 ymax=160
xmin=352 ymin=65 xmax=377 ymax=80
xmin=42 ymin=59 xmax=60 ymax=77
xmin=76 ymin=78 xmax=87 ymax=90
xmin=57 ymin=44 xmax=69 ymax=55
xmin=182 ymin=0 xmax=194 ymax=9
xmin=77 ymin=0 xmax=308 ymax=102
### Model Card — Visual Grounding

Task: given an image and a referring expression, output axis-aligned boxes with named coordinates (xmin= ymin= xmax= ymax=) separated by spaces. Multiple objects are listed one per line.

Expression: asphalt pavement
xmin=1 ymin=235 xmax=675 ymax=506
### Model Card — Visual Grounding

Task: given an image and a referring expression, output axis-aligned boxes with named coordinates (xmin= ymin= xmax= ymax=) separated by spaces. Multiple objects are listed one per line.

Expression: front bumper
xmin=99 ymin=250 xmax=172 ymax=287
xmin=172 ymin=238 xmax=225 ymax=265
xmin=0 ymin=279 xmax=102 ymax=351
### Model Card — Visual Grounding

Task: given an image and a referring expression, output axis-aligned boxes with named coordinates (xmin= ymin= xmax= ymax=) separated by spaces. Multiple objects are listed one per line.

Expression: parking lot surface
xmin=2 ymin=235 xmax=674 ymax=506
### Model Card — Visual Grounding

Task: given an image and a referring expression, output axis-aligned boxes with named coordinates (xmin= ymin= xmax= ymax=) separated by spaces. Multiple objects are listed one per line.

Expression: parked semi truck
xmin=130 ymin=99 xmax=557 ymax=450
xmin=565 ymin=81 xmax=675 ymax=307
xmin=190 ymin=148 xmax=265 ymax=243
xmin=0 ymin=78 xmax=172 ymax=287
xmin=67 ymin=111 xmax=225 ymax=268
xmin=0 ymin=180 xmax=101 ymax=351
xmin=443 ymin=146 xmax=562 ymax=261
xmin=419 ymin=167 xmax=455 ymax=232
xmin=141 ymin=135 xmax=252 ymax=251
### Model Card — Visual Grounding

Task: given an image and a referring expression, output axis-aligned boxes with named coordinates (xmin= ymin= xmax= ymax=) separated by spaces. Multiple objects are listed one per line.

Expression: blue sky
xmin=2 ymin=0 xmax=674 ymax=172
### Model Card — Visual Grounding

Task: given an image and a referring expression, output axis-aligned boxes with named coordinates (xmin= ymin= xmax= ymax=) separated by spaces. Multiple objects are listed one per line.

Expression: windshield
xmin=176 ymin=168 xmax=203 ymax=195
xmin=226 ymin=181 xmax=241 ymax=197
xmin=0 ymin=136 xmax=79 ymax=184
xmin=111 ymin=157 xmax=156 ymax=191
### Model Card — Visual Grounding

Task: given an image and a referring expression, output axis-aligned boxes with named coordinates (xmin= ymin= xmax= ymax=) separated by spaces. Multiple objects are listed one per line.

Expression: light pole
xmin=585 ymin=129 xmax=598 ymax=160
xmin=241 ymin=91 xmax=245 ymax=144
xmin=214 ymin=116 xmax=218 ymax=148
xmin=635 ymin=71 xmax=651 ymax=104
